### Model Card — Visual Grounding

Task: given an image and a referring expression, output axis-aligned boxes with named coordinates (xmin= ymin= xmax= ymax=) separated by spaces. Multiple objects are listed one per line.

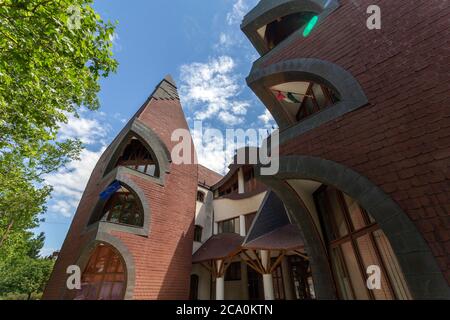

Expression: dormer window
xmin=261 ymin=12 xmax=317 ymax=51
xmin=271 ymin=81 xmax=340 ymax=122
xmin=116 ymin=137 xmax=159 ymax=177
xmin=102 ymin=185 xmax=144 ymax=227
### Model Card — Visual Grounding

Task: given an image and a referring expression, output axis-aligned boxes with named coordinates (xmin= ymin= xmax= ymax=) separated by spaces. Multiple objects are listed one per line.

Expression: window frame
xmin=76 ymin=243 xmax=127 ymax=300
xmin=102 ymin=186 xmax=145 ymax=228
xmin=314 ymin=185 xmax=410 ymax=300
xmin=197 ymin=191 xmax=205 ymax=203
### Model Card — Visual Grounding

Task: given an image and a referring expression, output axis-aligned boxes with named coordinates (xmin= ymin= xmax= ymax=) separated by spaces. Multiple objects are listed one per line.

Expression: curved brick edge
xmin=242 ymin=0 xmax=340 ymax=55
xmin=247 ymin=58 xmax=369 ymax=133
xmin=85 ymin=169 xmax=152 ymax=237
xmin=102 ymin=118 xmax=172 ymax=185
xmin=75 ymin=233 xmax=136 ymax=300
xmin=256 ymin=155 xmax=450 ymax=300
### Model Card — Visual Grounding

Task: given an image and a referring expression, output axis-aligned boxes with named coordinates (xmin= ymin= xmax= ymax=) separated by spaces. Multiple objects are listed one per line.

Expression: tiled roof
xmin=245 ymin=191 xmax=291 ymax=243
xmin=243 ymin=224 xmax=304 ymax=251
xmin=198 ymin=164 xmax=223 ymax=187
xmin=192 ymin=233 xmax=244 ymax=263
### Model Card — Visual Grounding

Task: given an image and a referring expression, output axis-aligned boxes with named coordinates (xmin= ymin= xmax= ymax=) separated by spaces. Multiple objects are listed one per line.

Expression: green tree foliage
xmin=0 ymin=0 xmax=117 ymax=250
xmin=0 ymin=232 xmax=55 ymax=299
xmin=0 ymin=1 xmax=117 ymax=299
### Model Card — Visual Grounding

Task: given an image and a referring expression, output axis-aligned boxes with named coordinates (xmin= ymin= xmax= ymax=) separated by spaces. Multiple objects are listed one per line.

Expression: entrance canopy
xmin=192 ymin=233 xmax=244 ymax=264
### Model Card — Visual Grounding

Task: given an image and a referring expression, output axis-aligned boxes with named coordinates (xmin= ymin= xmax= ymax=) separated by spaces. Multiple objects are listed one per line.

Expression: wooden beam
xmin=269 ymin=250 xmax=286 ymax=274
xmin=293 ymin=250 xmax=309 ymax=260
xmin=241 ymin=251 xmax=265 ymax=274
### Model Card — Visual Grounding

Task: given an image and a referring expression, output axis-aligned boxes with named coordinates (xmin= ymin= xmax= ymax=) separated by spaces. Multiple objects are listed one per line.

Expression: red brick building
xmin=242 ymin=0 xmax=449 ymax=299
xmin=44 ymin=0 xmax=450 ymax=300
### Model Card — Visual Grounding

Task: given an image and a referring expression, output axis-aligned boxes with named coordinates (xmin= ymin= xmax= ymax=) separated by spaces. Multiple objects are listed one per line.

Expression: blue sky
xmin=37 ymin=0 xmax=277 ymax=256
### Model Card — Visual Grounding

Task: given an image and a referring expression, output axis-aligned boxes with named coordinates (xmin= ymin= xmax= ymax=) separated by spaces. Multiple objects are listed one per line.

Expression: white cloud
xmin=227 ymin=0 xmax=252 ymax=25
xmin=45 ymin=147 xmax=106 ymax=218
xmin=40 ymin=247 xmax=57 ymax=258
xmin=193 ymin=127 xmax=239 ymax=175
xmin=45 ymin=112 xmax=111 ymax=218
xmin=258 ymin=109 xmax=275 ymax=126
xmin=179 ymin=56 xmax=250 ymax=125
xmin=214 ymin=32 xmax=235 ymax=50
xmin=58 ymin=113 xmax=108 ymax=145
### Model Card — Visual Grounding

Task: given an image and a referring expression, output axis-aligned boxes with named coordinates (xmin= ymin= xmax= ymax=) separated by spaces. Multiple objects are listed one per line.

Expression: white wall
xmin=213 ymin=191 xmax=266 ymax=222
xmin=193 ymin=186 xmax=214 ymax=253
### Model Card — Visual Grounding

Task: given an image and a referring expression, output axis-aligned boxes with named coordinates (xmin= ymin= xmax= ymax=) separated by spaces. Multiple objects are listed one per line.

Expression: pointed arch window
xmin=75 ymin=243 xmax=126 ymax=300
xmin=116 ymin=136 xmax=159 ymax=177
xmin=271 ymin=81 xmax=340 ymax=122
xmin=314 ymin=186 xmax=412 ymax=300
xmin=102 ymin=185 xmax=144 ymax=227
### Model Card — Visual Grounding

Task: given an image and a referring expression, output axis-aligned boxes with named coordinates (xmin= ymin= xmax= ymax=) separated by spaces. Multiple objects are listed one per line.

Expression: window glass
xmin=340 ymin=242 xmax=370 ymax=299
xmin=315 ymin=186 xmax=411 ymax=300
xmin=74 ymin=244 xmax=126 ymax=300
xmin=225 ymin=262 xmax=241 ymax=281
xmin=327 ymin=188 xmax=349 ymax=238
xmin=194 ymin=226 xmax=203 ymax=242
xmin=343 ymin=193 xmax=367 ymax=231
xmin=356 ymin=234 xmax=393 ymax=300
xmin=331 ymin=247 xmax=355 ymax=300
xmin=116 ymin=137 xmax=158 ymax=177
xmin=103 ymin=186 xmax=144 ymax=227
xmin=373 ymin=230 xmax=412 ymax=300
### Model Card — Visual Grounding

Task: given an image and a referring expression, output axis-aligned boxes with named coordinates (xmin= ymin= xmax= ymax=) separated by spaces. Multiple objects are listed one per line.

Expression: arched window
xmin=194 ymin=225 xmax=203 ymax=242
xmin=189 ymin=275 xmax=199 ymax=300
xmin=75 ymin=243 xmax=126 ymax=300
xmin=263 ymin=12 xmax=317 ymax=50
xmin=314 ymin=186 xmax=412 ymax=300
xmin=116 ymin=136 xmax=159 ymax=177
xmin=197 ymin=191 xmax=205 ymax=203
xmin=102 ymin=185 xmax=144 ymax=227
xmin=271 ymin=81 xmax=339 ymax=122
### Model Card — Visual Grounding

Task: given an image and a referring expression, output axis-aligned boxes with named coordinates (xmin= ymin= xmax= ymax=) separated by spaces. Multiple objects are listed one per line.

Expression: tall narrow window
xmin=314 ymin=186 xmax=412 ymax=300
xmin=189 ymin=275 xmax=199 ymax=300
xmin=197 ymin=191 xmax=205 ymax=203
xmin=116 ymin=137 xmax=159 ymax=177
xmin=225 ymin=262 xmax=241 ymax=281
xmin=75 ymin=243 xmax=126 ymax=300
xmin=271 ymin=259 xmax=285 ymax=300
xmin=102 ymin=185 xmax=144 ymax=227
xmin=194 ymin=225 xmax=203 ymax=242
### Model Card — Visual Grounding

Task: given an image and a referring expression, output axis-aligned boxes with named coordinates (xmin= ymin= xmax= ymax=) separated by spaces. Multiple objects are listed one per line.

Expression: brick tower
xmin=43 ymin=76 xmax=197 ymax=300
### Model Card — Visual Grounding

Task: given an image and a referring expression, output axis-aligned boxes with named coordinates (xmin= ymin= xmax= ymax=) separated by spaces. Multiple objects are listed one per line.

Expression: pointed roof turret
xmin=151 ymin=74 xmax=179 ymax=101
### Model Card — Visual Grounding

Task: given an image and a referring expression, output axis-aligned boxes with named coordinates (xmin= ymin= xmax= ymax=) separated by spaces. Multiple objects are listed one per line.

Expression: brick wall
xmin=261 ymin=0 xmax=449 ymax=282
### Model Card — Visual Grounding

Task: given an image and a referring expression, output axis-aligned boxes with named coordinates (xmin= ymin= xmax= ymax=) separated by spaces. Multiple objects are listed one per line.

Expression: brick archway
xmin=70 ymin=233 xmax=136 ymax=300
xmin=256 ymin=155 xmax=450 ymax=300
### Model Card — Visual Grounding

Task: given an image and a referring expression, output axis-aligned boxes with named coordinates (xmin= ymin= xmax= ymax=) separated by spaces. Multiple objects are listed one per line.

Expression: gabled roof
xmin=245 ymin=191 xmax=291 ymax=243
xmin=192 ymin=233 xmax=244 ymax=263
xmin=198 ymin=165 xmax=223 ymax=188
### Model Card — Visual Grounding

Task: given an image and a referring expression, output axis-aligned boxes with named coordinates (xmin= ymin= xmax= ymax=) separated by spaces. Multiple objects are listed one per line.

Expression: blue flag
xmin=100 ymin=181 xmax=121 ymax=200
